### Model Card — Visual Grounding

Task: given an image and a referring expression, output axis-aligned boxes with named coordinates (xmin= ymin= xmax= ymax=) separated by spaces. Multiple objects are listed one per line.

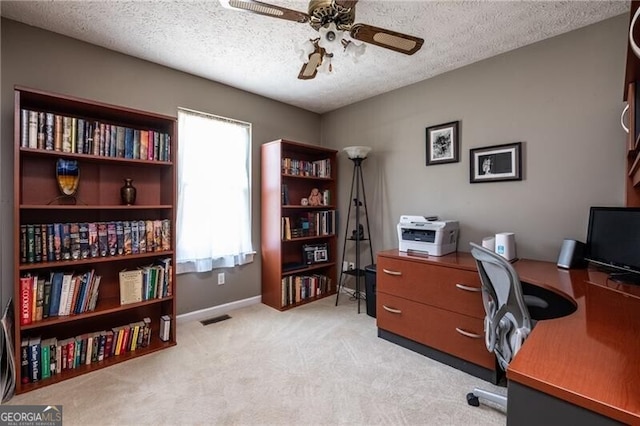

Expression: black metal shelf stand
xmin=335 ymin=156 xmax=374 ymax=313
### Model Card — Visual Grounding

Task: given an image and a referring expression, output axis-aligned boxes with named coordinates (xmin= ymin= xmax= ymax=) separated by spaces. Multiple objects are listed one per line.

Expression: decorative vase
xmin=120 ymin=178 xmax=137 ymax=205
xmin=56 ymin=159 xmax=80 ymax=197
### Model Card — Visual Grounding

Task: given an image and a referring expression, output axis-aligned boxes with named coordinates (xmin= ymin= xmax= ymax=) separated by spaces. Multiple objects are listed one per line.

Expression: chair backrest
xmin=469 ymin=242 xmax=531 ymax=371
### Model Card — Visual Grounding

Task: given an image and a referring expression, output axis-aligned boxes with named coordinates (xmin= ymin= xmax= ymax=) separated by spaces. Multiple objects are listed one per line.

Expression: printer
xmin=397 ymin=215 xmax=459 ymax=256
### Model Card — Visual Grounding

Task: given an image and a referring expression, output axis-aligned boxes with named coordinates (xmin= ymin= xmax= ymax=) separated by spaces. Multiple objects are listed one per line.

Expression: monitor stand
xmin=608 ymin=272 xmax=640 ymax=286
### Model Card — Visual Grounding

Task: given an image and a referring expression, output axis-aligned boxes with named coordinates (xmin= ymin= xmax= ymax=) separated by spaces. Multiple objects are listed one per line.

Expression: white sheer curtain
xmin=176 ymin=108 xmax=254 ymax=274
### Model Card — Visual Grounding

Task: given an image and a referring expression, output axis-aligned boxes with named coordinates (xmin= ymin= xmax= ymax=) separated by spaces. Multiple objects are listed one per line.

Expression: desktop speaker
xmin=557 ymin=239 xmax=586 ymax=269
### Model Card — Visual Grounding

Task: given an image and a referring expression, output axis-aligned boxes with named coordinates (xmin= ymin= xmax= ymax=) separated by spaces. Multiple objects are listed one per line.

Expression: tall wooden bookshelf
xmin=12 ymin=86 xmax=177 ymax=394
xmin=261 ymin=139 xmax=338 ymax=310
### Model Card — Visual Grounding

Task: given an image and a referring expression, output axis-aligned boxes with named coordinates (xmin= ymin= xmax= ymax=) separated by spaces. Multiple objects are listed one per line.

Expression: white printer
xmin=397 ymin=215 xmax=459 ymax=256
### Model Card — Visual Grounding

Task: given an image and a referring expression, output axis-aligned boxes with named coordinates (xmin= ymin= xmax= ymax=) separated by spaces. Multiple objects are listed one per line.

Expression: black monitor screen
xmin=585 ymin=207 xmax=640 ymax=276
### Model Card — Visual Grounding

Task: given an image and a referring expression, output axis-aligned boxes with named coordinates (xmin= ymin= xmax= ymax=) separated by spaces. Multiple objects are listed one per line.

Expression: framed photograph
xmin=470 ymin=142 xmax=523 ymax=183
xmin=426 ymin=121 xmax=459 ymax=166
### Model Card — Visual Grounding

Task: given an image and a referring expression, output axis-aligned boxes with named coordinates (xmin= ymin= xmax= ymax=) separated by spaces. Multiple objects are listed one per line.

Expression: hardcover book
xmin=69 ymin=222 xmax=81 ymax=260
xmin=54 ymin=114 xmax=63 ymax=151
xmin=107 ymin=222 xmax=117 ymax=256
xmin=33 ymin=224 xmax=42 ymax=263
xmin=26 ymin=224 xmax=35 ymax=263
xmin=131 ymin=221 xmax=139 ymax=254
xmin=146 ymin=220 xmax=154 ymax=252
xmin=20 ymin=109 xmax=29 ymax=148
xmin=98 ymin=222 xmax=108 ymax=257
xmin=138 ymin=220 xmax=146 ymax=254
xmin=61 ymin=223 xmax=71 ymax=260
xmin=54 ymin=223 xmax=63 ymax=261
xmin=37 ymin=111 xmax=45 ymax=149
xmin=19 ymin=276 xmax=32 ymax=325
xmin=123 ymin=221 xmax=132 ymax=255
xmin=44 ymin=112 xmax=54 ymax=150
xmin=79 ymin=222 xmax=89 ymax=259
xmin=47 ymin=224 xmax=55 ymax=262
xmin=161 ymin=219 xmax=171 ymax=251
xmin=88 ymin=222 xmax=99 ymax=258
xmin=116 ymin=221 xmax=125 ymax=255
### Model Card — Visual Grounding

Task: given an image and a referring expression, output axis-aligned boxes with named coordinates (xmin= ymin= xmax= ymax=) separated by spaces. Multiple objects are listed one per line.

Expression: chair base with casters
xmin=466 ymin=389 xmax=507 ymax=410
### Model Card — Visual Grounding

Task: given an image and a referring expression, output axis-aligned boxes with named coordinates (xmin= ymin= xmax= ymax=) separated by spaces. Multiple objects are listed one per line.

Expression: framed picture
xmin=426 ymin=121 xmax=459 ymax=166
xmin=470 ymin=142 xmax=523 ymax=183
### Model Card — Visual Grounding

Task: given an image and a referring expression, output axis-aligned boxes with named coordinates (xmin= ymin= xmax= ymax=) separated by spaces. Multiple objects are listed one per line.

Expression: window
xmin=176 ymin=108 xmax=254 ymax=274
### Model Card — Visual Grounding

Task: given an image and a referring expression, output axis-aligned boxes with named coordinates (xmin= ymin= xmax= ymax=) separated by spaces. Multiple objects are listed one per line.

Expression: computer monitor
xmin=585 ymin=206 xmax=640 ymax=284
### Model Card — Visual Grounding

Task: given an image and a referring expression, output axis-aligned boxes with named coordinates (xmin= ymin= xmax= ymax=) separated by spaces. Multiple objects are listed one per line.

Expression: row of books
xmin=20 ymin=270 xmax=100 ymax=325
xmin=281 ymin=274 xmax=332 ymax=307
xmin=118 ymin=258 xmax=173 ymax=305
xmin=281 ymin=210 xmax=336 ymax=240
xmin=20 ymin=316 xmax=168 ymax=383
xmin=20 ymin=108 xmax=171 ymax=161
xmin=20 ymin=219 xmax=171 ymax=264
xmin=281 ymin=157 xmax=331 ymax=178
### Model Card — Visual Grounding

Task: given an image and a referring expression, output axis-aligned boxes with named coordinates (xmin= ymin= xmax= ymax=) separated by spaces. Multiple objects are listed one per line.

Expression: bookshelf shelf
xmin=19 ymin=251 xmax=174 ymax=271
xmin=261 ymin=139 xmax=338 ymax=310
xmin=18 ymin=338 xmax=175 ymax=393
xmin=20 ymin=296 xmax=174 ymax=330
xmin=13 ymin=86 xmax=177 ymax=394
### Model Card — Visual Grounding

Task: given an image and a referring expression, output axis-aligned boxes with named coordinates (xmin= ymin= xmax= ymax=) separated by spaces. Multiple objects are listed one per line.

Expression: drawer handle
xmin=455 ymin=284 xmax=481 ymax=292
xmin=382 ymin=268 xmax=402 ymax=276
xmin=382 ymin=305 xmax=402 ymax=314
xmin=455 ymin=327 xmax=482 ymax=339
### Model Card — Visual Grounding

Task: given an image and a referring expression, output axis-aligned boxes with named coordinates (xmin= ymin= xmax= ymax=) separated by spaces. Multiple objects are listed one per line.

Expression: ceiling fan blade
xmin=219 ymin=0 xmax=310 ymax=23
xmin=350 ymin=23 xmax=424 ymax=55
xmin=298 ymin=50 xmax=324 ymax=80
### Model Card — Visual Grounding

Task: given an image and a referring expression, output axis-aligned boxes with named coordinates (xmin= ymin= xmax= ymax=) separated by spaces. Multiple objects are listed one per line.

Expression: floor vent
xmin=200 ymin=314 xmax=231 ymax=326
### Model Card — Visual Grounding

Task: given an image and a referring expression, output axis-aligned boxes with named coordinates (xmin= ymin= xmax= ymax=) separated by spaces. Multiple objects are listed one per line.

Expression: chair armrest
xmin=524 ymin=295 xmax=549 ymax=309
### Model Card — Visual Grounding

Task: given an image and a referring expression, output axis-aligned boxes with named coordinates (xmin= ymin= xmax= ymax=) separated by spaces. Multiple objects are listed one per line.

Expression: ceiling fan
xmin=219 ymin=0 xmax=424 ymax=80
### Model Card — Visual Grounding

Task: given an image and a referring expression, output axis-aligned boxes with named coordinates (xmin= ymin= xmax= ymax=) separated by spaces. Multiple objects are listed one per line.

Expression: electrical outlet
xmin=218 ymin=272 xmax=225 ymax=285
xmin=348 ymin=262 xmax=355 ymax=270
xmin=342 ymin=261 xmax=349 ymax=272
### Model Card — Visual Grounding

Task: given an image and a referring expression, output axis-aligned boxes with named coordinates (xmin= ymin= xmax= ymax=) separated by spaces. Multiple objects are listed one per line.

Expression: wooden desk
xmin=376 ymin=250 xmax=640 ymax=425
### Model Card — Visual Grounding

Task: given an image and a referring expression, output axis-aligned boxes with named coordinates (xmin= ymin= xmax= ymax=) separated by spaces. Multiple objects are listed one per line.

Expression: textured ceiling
xmin=0 ymin=0 xmax=630 ymax=114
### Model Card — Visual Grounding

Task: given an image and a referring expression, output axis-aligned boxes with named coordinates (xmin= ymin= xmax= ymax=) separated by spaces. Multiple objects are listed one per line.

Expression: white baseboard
xmin=176 ymin=295 xmax=262 ymax=324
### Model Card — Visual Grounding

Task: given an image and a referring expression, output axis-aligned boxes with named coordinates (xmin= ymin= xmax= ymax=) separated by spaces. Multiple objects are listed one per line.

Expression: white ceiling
xmin=0 ymin=0 xmax=630 ymax=114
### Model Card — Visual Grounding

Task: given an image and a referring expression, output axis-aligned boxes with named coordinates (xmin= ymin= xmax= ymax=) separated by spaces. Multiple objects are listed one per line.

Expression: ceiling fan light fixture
xmin=344 ymin=40 xmax=366 ymax=62
xmin=318 ymin=22 xmax=344 ymax=52
xmin=297 ymin=39 xmax=316 ymax=63
xmin=318 ymin=54 xmax=333 ymax=74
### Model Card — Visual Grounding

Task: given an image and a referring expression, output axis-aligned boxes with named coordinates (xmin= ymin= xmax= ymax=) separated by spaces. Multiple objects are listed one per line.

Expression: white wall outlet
xmin=348 ymin=262 xmax=355 ymax=270
xmin=218 ymin=272 xmax=225 ymax=285
xmin=343 ymin=261 xmax=349 ymax=272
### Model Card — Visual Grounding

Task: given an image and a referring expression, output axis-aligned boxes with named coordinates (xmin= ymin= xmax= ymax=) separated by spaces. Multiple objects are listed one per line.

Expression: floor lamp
xmin=336 ymin=146 xmax=374 ymax=313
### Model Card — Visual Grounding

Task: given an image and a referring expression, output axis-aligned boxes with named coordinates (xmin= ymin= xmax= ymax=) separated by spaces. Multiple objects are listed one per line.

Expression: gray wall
xmin=322 ymin=15 xmax=628 ymax=263
xmin=0 ymin=19 xmax=321 ymax=314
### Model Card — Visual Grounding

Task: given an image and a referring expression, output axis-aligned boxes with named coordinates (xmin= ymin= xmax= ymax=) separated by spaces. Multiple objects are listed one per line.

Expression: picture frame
xmin=426 ymin=121 xmax=459 ymax=166
xmin=470 ymin=142 xmax=523 ymax=183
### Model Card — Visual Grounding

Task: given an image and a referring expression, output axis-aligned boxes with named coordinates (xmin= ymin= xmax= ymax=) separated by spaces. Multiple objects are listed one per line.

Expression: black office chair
xmin=466 ymin=242 xmax=547 ymax=411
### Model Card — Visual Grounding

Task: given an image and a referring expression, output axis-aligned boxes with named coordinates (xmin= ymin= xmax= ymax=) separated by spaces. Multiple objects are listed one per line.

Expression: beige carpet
xmin=7 ymin=295 xmax=506 ymax=425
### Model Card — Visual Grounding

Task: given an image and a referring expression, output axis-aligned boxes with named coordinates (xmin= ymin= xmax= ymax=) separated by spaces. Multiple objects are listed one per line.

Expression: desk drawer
xmin=377 ymin=257 xmax=484 ymax=318
xmin=377 ymin=292 xmax=495 ymax=370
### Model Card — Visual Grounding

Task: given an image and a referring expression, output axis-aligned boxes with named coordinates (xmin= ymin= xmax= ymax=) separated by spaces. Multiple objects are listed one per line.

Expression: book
xmin=123 ymin=221 xmax=132 ymax=255
xmin=88 ymin=222 xmax=99 ymax=258
xmin=160 ymin=315 xmax=171 ymax=341
xmin=124 ymin=128 xmax=134 ymax=159
xmin=98 ymin=222 xmax=108 ymax=257
xmin=20 ymin=339 xmax=29 ymax=384
xmin=47 ymin=224 xmax=55 ymax=262
xmin=54 ymin=114 xmax=63 ymax=151
xmin=161 ymin=219 xmax=171 ymax=251
xmin=138 ymin=220 xmax=146 ymax=254
xmin=69 ymin=222 xmax=80 ymax=260
xmin=28 ymin=110 xmax=38 ymax=149
xmin=116 ymin=221 xmax=124 ymax=255
xmin=20 ymin=225 xmax=27 ymax=263
xmin=145 ymin=220 xmax=154 ymax=252
xmin=131 ymin=220 xmax=139 ymax=254
xmin=26 ymin=224 xmax=35 ymax=263
xmin=19 ymin=276 xmax=32 ymax=325
xmin=28 ymin=336 xmax=41 ymax=382
xmin=57 ymin=272 xmax=74 ymax=317
xmin=48 ymin=271 xmax=64 ymax=317
xmin=40 ymin=223 xmax=48 ymax=262
xmin=42 ymin=279 xmax=52 ymax=319
xmin=61 ymin=223 xmax=71 ymax=260
xmin=20 ymin=109 xmax=29 ymax=148
xmin=76 ymin=118 xmax=85 ymax=154
xmin=142 ymin=317 xmax=152 ymax=347
xmin=79 ymin=222 xmax=90 ymax=259
xmin=153 ymin=220 xmax=162 ymax=252
xmin=107 ymin=222 xmax=117 ymax=256
xmin=45 ymin=112 xmax=54 ymax=150
xmin=37 ymin=112 xmax=45 ymax=149
xmin=62 ymin=116 xmax=72 ymax=152
xmin=34 ymin=277 xmax=45 ymax=322
xmin=40 ymin=338 xmax=52 ymax=379
xmin=53 ymin=223 xmax=62 ymax=261
xmin=33 ymin=224 xmax=42 ymax=263
xmin=119 ymin=270 xmax=143 ymax=305
xmin=104 ymin=330 xmax=114 ymax=358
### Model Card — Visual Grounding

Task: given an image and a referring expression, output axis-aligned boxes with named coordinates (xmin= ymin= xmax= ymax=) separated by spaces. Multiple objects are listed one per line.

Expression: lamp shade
xmin=343 ymin=146 xmax=372 ymax=159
